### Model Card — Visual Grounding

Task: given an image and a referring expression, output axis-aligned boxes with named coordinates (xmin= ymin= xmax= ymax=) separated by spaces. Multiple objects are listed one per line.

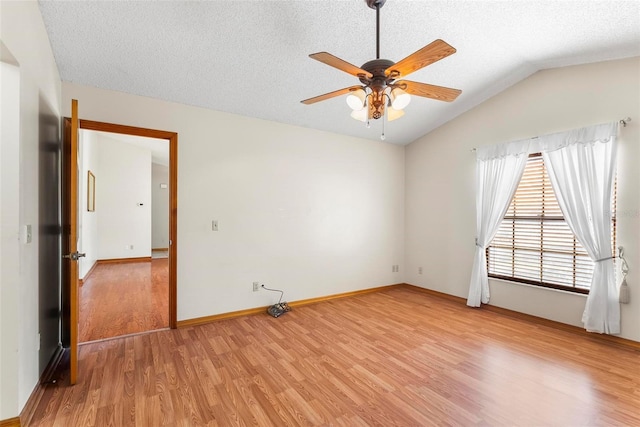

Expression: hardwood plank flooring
xmin=32 ymin=286 xmax=640 ymax=426
xmin=79 ymin=259 xmax=169 ymax=342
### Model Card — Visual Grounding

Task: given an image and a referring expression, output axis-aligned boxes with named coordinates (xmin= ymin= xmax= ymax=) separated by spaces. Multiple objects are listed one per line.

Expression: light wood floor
xmin=31 ymin=286 xmax=639 ymax=426
xmin=79 ymin=259 xmax=169 ymax=342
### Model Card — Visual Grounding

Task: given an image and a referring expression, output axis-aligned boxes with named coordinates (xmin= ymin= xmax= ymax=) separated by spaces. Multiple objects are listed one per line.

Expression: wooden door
xmin=67 ymin=99 xmax=80 ymax=384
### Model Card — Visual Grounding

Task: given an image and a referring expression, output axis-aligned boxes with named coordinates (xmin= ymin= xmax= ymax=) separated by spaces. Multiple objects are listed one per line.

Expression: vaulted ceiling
xmin=39 ymin=1 xmax=640 ymax=145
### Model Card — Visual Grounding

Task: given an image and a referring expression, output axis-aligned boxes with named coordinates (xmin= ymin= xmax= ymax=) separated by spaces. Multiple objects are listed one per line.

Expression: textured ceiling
xmin=39 ymin=1 xmax=640 ymax=145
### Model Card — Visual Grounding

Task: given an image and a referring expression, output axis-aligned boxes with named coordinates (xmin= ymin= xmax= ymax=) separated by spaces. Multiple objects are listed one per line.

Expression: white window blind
xmin=487 ymin=154 xmax=615 ymax=293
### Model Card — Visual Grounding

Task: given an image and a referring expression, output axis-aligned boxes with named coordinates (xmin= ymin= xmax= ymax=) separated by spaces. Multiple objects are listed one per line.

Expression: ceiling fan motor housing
xmin=359 ymin=59 xmax=397 ymax=118
xmin=359 ymin=59 xmax=395 ymax=85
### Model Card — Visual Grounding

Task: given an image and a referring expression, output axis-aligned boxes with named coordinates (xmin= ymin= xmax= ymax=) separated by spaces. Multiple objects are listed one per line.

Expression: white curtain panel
xmin=467 ymin=140 xmax=530 ymax=307
xmin=541 ymin=122 xmax=619 ymax=334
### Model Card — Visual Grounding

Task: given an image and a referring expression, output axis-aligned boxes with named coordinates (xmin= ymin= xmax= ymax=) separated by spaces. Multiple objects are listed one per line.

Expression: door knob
xmin=63 ymin=251 xmax=86 ymax=261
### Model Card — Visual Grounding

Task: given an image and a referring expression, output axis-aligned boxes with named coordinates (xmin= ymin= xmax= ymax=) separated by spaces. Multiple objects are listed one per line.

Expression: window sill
xmin=488 ymin=277 xmax=589 ymax=297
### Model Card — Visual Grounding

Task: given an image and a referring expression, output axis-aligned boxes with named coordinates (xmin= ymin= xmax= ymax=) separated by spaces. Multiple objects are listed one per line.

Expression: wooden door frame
xmin=64 ymin=118 xmax=178 ymax=330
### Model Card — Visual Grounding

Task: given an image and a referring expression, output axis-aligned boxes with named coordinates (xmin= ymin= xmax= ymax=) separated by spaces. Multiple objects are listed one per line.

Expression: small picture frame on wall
xmin=87 ymin=171 xmax=96 ymax=212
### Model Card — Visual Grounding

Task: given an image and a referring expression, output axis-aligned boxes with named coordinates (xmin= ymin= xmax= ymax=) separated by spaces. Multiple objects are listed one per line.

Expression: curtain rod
xmin=469 ymin=117 xmax=632 ymax=152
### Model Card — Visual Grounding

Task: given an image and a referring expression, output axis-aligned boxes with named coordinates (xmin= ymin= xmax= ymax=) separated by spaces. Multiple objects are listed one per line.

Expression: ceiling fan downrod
xmin=376 ymin=4 xmax=380 ymax=59
xmin=366 ymin=0 xmax=386 ymax=59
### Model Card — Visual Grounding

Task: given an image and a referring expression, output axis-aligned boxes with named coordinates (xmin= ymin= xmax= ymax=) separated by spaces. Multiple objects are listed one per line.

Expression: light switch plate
xmin=24 ymin=224 xmax=32 ymax=244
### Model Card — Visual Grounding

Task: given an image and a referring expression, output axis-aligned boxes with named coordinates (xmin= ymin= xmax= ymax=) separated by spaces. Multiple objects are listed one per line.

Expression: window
xmin=487 ymin=153 xmax=616 ymax=294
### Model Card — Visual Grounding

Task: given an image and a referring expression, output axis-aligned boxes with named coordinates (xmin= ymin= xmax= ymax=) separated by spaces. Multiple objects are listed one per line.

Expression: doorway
xmin=77 ymin=128 xmax=172 ymax=342
xmin=62 ymin=118 xmax=177 ymax=349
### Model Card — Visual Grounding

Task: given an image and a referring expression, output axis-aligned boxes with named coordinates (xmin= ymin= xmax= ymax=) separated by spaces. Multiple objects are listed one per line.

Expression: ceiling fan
xmin=301 ymin=0 xmax=461 ymax=126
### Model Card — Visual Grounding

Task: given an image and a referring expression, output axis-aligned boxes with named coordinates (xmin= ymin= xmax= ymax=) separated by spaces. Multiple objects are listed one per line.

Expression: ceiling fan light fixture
xmin=350 ymin=108 xmax=368 ymax=122
xmin=346 ymin=88 xmax=367 ymax=110
xmin=387 ymin=106 xmax=405 ymax=121
xmin=390 ymin=87 xmax=411 ymax=110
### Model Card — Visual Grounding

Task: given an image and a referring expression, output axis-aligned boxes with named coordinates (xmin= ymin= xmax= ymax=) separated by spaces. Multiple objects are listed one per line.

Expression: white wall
xmin=152 ymin=163 xmax=169 ymax=249
xmin=17 ymin=51 xmax=41 ymax=419
xmin=405 ymin=57 xmax=640 ymax=342
xmin=97 ymin=134 xmax=152 ymax=259
xmin=0 ymin=61 xmax=21 ymax=421
xmin=79 ymin=129 xmax=99 ymax=278
xmin=62 ymin=83 xmax=406 ymax=321
xmin=80 ymin=131 xmax=158 ymax=268
xmin=0 ymin=0 xmax=62 ymax=418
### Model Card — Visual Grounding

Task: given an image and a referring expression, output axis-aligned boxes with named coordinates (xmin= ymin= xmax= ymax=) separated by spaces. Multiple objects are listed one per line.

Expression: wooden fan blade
xmin=400 ymin=80 xmax=462 ymax=102
xmin=309 ymin=52 xmax=373 ymax=79
xmin=301 ymin=86 xmax=363 ymax=105
xmin=386 ymin=39 xmax=456 ymax=79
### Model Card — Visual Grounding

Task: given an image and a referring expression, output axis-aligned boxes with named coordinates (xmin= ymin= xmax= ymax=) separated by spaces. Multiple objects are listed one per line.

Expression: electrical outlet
xmin=212 ymin=220 xmax=218 ymax=231
xmin=392 ymin=265 xmax=399 ymax=273
xmin=253 ymin=282 xmax=260 ymax=292
xmin=418 ymin=267 xmax=423 ymax=274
